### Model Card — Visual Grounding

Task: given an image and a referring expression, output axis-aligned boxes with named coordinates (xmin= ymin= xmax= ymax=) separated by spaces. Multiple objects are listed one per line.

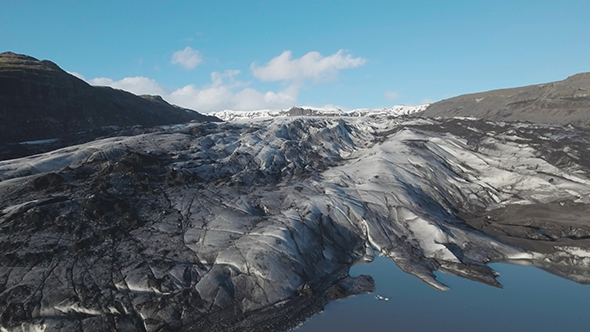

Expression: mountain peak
xmin=0 ymin=51 xmax=62 ymax=72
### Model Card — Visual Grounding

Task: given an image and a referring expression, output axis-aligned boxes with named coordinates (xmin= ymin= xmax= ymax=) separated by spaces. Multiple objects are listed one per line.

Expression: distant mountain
xmin=421 ymin=73 xmax=590 ymax=128
xmin=0 ymin=52 xmax=220 ymax=145
xmin=345 ymin=104 xmax=428 ymax=117
xmin=211 ymin=104 xmax=428 ymax=121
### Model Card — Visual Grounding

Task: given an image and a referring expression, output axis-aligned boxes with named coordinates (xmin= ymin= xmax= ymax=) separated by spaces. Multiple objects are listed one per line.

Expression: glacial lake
xmin=295 ymin=257 xmax=590 ymax=332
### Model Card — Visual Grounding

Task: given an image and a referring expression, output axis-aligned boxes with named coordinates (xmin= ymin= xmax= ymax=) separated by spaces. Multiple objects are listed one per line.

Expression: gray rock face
xmin=284 ymin=106 xmax=340 ymax=116
xmin=0 ymin=52 xmax=220 ymax=160
xmin=0 ymin=116 xmax=589 ymax=331
xmin=421 ymin=73 xmax=590 ymax=128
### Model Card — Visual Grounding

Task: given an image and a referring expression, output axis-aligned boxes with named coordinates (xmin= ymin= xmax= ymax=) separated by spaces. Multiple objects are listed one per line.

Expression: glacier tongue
xmin=0 ymin=115 xmax=589 ymax=331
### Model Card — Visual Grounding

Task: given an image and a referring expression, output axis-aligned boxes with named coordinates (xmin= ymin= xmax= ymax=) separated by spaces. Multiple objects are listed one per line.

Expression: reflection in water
xmin=529 ymin=260 xmax=590 ymax=285
xmin=295 ymin=258 xmax=590 ymax=332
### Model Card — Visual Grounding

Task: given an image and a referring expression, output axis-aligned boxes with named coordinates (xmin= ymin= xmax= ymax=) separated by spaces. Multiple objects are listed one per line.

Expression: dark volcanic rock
xmin=421 ymin=73 xmax=590 ymax=128
xmin=284 ymin=106 xmax=342 ymax=117
xmin=0 ymin=52 xmax=220 ymax=147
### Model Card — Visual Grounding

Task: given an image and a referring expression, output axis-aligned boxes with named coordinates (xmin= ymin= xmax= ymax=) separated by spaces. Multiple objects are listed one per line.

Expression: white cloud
xmin=168 ymin=84 xmax=233 ymax=111
xmin=210 ymin=69 xmax=242 ymax=88
xmin=421 ymin=98 xmax=435 ymax=104
xmin=82 ymin=49 xmax=366 ymax=112
xmin=234 ymin=88 xmax=296 ymax=110
xmin=384 ymin=91 xmax=400 ymax=100
xmin=86 ymin=70 xmax=296 ymax=112
xmin=171 ymin=46 xmax=203 ymax=70
xmin=167 ymin=71 xmax=296 ymax=112
xmin=88 ymin=77 xmax=114 ymax=86
xmin=88 ymin=76 xmax=167 ymax=96
xmin=251 ymin=50 xmax=366 ymax=83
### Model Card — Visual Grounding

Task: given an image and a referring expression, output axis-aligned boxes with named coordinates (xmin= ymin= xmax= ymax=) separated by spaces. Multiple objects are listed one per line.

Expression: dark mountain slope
xmin=0 ymin=52 xmax=220 ymax=145
xmin=421 ymin=73 xmax=590 ymax=128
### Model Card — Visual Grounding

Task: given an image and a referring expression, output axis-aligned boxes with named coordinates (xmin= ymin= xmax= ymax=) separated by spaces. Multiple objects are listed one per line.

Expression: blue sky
xmin=2 ymin=1 xmax=589 ymax=112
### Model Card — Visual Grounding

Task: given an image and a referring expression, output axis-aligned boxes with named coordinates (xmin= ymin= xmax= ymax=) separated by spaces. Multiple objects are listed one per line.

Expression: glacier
xmin=1 ymin=114 xmax=589 ymax=331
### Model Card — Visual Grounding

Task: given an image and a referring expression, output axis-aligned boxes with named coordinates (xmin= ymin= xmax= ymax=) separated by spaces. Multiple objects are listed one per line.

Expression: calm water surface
xmin=295 ymin=257 xmax=590 ymax=332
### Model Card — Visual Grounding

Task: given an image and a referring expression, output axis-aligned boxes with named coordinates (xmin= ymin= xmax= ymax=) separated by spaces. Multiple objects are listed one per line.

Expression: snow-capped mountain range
xmin=210 ymin=104 xmax=428 ymax=121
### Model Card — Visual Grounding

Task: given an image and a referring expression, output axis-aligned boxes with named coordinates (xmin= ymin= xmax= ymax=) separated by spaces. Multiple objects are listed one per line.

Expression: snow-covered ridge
xmin=210 ymin=104 xmax=428 ymax=121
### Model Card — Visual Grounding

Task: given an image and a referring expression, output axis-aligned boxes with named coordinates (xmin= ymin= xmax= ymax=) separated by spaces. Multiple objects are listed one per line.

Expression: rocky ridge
xmin=421 ymin=73 xmax=590 ymax=128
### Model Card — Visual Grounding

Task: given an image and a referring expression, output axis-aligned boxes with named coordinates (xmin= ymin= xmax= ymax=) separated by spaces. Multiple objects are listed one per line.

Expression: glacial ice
xmin=0 ymin=115 xmax=589 ymax=331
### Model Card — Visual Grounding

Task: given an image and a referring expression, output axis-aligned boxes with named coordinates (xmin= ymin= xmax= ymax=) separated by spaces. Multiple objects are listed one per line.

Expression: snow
xmin=556 ymin=246 xmax=590 ymax=258
xmin=210 ymin=104 xmax=428 ymax=121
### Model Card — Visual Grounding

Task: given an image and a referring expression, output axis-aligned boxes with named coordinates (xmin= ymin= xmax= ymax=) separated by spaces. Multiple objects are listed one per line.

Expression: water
xmin=295 ymin=257 xmax=590 ymax=332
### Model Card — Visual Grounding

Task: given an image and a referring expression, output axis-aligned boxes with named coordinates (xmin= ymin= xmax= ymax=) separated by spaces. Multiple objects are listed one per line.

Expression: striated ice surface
xmin=0 ymin=115 xmax=589 ymax=331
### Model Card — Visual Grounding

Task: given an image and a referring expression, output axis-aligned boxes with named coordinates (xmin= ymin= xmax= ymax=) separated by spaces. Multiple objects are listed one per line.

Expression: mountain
xmin=421 ymin=73 xmax=590 ymax=128
xmin=1 ymin=115 xmax=589 ymax=331
xmin=345 ymin=104 xmax=428 ymax=117
xmin=0 ymin=52 xmax=220 ymax=146
xmin=211 ymin=104 xmax=427 ymax=121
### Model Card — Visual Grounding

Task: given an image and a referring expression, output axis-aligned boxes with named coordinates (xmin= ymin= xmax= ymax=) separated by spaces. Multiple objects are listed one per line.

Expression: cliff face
xmin=421 ymin=73 xmax=590 ymax=128
xmin=0 ymin=52 xmax=220 ymax=145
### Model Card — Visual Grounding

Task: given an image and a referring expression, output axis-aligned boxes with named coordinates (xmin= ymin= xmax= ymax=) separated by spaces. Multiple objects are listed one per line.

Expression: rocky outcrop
xmin=284 ymin=106 xmax=341 ymax=116
xmin=0 ymin=52 xmax=220 ymax=148
xmin=1 ymin=116 xmax=589 ymax=331
xmin=421 ymin=73 xmax=590 ymax=128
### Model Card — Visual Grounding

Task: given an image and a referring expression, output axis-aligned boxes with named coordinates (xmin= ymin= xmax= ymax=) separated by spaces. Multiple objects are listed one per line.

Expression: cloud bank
xmin=168 ymin=70 xmax=297 ymax=111
xmin=85 ymin=50 xmax=365 ymax=112
xmin=86 ymin=71 xmax=296 ymax=112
